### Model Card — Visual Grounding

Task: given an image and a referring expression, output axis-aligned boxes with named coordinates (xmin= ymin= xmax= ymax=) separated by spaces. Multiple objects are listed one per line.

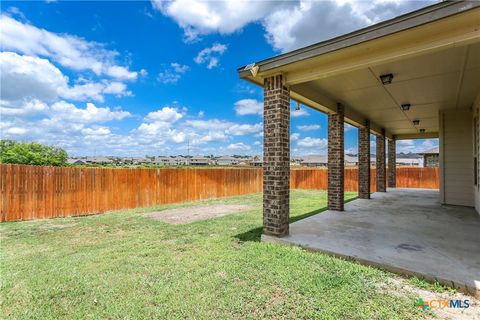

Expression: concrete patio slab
xmin=262 ymin=188 xmax=480 ymax=297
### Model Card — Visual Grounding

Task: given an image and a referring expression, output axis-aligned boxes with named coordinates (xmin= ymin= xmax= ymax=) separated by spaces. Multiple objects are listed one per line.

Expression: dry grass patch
xmin=144 ymin=204 xmax=258 ymax=224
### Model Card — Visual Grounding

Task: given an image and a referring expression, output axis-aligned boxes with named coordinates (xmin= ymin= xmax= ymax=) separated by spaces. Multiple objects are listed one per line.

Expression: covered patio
xmin=237 ymin=1 xmax=480 ymax=296
xmin=263 ymin=188 xmax=480 ymax=296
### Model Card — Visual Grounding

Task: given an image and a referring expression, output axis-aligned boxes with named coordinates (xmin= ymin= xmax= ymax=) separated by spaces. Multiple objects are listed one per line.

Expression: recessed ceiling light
xmin=401 ymin=104 xmax=411 ymax=111
xmin=413 ymin=119 xmax=420 ymax=126
xmin=380 ymin=73 xmax=394 ymax=85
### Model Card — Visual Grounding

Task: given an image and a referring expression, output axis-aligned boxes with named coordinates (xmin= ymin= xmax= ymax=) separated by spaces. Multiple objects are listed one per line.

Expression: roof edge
xmin=237 ymin=1 xmax=480 ymax=78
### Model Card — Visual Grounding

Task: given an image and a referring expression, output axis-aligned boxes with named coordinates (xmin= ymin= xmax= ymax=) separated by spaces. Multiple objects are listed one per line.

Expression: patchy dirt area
xmin=377 ymin=278 xmax=479 ymax=319
xmin=145 ymin=204 xmax=258 ymax=224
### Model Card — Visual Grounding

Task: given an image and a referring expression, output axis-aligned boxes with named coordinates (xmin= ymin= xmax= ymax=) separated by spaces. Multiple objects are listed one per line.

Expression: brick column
xmin=376 ymin=130 xmax=386 ymax=192
xmin=328 ymin=104 xmax=344 ymax=211
xmin=358 ymin=120 xmax=370 ymax=199
xmin=263 ymin=74 xmax=290 ymax=237
xmin=388 ymin=138 xmax=396 ymax=188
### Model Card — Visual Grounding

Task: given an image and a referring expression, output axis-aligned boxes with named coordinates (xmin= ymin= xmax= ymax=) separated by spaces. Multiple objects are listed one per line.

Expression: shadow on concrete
xmin=234 ymin=196 xmax=358 ymax=242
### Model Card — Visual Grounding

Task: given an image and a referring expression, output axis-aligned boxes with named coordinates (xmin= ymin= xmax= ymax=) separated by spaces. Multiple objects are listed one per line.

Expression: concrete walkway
xmin=262 ymin=188 xmax=480 ymax=297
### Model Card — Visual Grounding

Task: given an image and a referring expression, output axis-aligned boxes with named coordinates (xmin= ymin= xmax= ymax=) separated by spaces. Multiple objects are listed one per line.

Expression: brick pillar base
xmin=358 ymin=121 xmax=370 ymax=199
xmin=263 ymin=74 xmax=290 ymax=237
xmin=388 ymin=138 xmax=396 ymax=188
xmin=376 ymin=131 xmax=386 ymax=192
xmin=328 ymin=104 xmax=344 ymax=211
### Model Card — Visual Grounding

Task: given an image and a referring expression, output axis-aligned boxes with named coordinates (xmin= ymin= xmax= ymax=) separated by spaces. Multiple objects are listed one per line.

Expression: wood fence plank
xmin=0 ymin=164 xmax=439 ymax=221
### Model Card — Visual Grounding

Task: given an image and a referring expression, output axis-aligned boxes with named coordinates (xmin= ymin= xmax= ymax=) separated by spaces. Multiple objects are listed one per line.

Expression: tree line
xmin=0 ymin=140 xmax=67 ymax=166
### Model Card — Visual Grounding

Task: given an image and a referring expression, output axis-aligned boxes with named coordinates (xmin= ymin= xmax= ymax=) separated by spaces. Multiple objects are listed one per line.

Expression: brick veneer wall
xmin=358 ymin=121 xmax=371 ymax=199
xmin=263 ymin=75 xmax=290 ymax=237
xmin=388 ymin=138 xmax=396 ymax=188
xmin=328 ymin=104 xmax=344 ymax=211
xmin=376 ymin=131 xmax=387 ymax=192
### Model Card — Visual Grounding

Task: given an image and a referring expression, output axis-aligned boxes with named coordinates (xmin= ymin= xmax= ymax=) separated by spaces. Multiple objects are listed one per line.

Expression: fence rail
xmin=0 ymin=164 xmax=439 ymax=222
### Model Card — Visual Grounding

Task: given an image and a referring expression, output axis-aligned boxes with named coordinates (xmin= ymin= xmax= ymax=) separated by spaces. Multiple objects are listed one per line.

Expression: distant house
xmin=419 ymin=147 xmax=439 ymax=167
xmin=67 ymin=158 xmax=87 ymax=165
xmin=171 ymin=156 xmax=188 ymax=165
xmin=152 ymin=156 xmax=172 ymax=166
xmin=216 ymin=156 xmax=239 ymax=166
xmin=396 ymin=157 xmax=423 ymax=167
xmin=250 ymin=156 xmax=263 ymax=167
xmin=301 ymin=155 xmax=328 ymax=167
xmin=301 ymin=154 xmax=359 ymax=167
xmin=122 ymin=157 xmax=149 ymax=165
xmin=344 ymin=155 xmax=358 ymax=166
xmin=85 ymin=156 xmax=113 ymax=164
xmin=188 ymin=156 xmax=211 ymax=166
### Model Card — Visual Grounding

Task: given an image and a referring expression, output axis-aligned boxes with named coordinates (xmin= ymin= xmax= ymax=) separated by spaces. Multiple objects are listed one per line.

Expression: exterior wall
xmin=328 ymin=104 xmax=344 ymax=211
xmin=473 ymin=95 xmax=480 ymax=214
xmin=439 ymin=109 xmax=474 ymax=207
xmin=263 ymin=75 xmax=290 ymax=236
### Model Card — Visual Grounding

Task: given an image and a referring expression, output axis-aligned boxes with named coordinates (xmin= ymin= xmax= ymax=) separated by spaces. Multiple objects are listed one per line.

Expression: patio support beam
xmin=388 ymin=138 xmax=396 ymax=188
xmin=328 ymin=103 xmax=344 ymax=211
xmin=376 ymin=130 xmax=387 ymax=192
xmin=262 ymin=74 xmax=290 ymax=237
xmin=358 ymin=120 xmax=371 ymax=199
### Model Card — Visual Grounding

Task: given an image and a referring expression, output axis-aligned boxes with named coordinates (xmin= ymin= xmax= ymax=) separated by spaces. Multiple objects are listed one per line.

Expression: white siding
xmin=473 ymin=95 xmax=480 ymax=214
xmin=439 ymin=109 xmax=474 ymax=207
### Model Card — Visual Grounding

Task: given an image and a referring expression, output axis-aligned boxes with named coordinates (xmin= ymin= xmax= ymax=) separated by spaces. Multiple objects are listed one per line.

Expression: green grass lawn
xmin=1 ymin=190 xmax=440 ymax=319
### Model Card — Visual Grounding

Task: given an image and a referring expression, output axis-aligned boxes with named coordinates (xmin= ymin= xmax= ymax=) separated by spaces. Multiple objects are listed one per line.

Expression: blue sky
xmin=0 ymin=0 xmax=438 ymax=157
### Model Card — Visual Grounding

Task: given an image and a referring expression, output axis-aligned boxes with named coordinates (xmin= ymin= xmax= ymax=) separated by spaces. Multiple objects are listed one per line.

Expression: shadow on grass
xmin=234 ymin=196 xmax=358 ymax=242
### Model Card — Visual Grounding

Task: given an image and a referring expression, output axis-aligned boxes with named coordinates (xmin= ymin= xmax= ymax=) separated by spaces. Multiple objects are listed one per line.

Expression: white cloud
xmin=0 ymin=52 xmax=68 ymax=103
xmin=396 ymin=138 xmax=438 ymax=153
xmin=0 ymin=52 xmax=131 ymax=108
xmin=227 ymin=123 xmax=262 ymax=136
xmin=0 ymin=99 xmax=48 ymax=116
xmin=171 ymin=62 xmax=189 ymax=73
xmin=0 ymin=15 xmax=138 ymax=79
xmin=291 ymin=133 xmax=300 ymax=141
xmin=185 ymin=119 xmax=261 ymax=136
xmin=194 ymin=43 xmax=227 ymax=69
xmin=81 ymin=127 xmax=111 ymax=136
xmin=152 ymin=0 xmax=279 ymax=41
xmin=145 ymin=107 xmax=184 ymax=123
xmin=234 ymin=99 xmax=262 ymax=116
xmin=297 ymin=137 xmax=328 ymax=148
xmin=345 ymin=146 xmax=357 ymax=154
xmin=136 ymin=107 xmax=185 ymax=137
xmin=3 ymin=126 xmax=28 ymax=135
xmin=157 ymin=62 xmax=190 ymax=84
xmin=291 ymin=107 xmax=309 ymax=117
xmin=297 ymin=124 xmax=320 ymax=131
xmin=227 ymin=142 xmax=251 ymax=152
xmin=344 ymin=123 xmax=356 ymax=131
xmin=48 ymin=101 xmax=131 ymax=124
xmin=154 ymin=0 xmax=434 ymax=52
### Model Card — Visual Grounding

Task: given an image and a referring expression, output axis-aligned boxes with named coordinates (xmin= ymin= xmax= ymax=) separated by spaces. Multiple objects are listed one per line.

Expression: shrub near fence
xmin=0 ymin=164 xmax=439 ymax=222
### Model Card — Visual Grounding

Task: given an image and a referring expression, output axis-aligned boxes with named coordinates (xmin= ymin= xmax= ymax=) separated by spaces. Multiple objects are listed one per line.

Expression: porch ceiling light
xmin=380 ymin=73 xmax=394 ymax=85
xmin=401 ymin=104 xmax=411 ymax=111
xmin=295 ymin=101 xmax=301 ymax=111
xmin=413 ymin=119 xmax=420 ymax=126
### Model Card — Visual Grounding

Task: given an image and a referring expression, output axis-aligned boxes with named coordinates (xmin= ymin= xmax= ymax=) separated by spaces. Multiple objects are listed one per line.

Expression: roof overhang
xmin=238 ymin=1 xmax=480 ymax=139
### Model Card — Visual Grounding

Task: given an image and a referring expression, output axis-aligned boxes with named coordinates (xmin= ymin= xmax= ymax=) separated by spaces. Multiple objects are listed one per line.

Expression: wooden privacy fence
xmin=0 ymin=164 xmax=439 ymax=222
